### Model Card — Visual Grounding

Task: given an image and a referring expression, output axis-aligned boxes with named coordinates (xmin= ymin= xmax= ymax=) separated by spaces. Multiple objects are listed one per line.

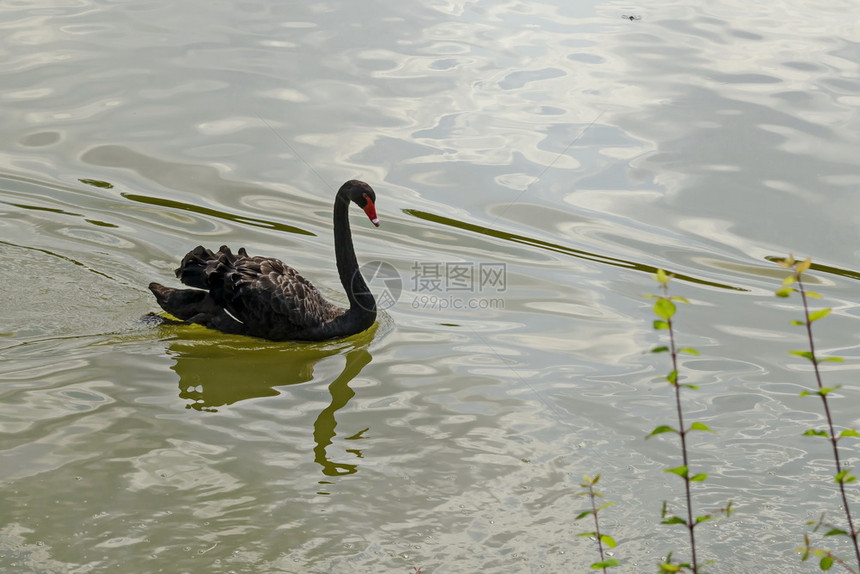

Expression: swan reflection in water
xmin=164 ymin=327 xmax=376 ymax=477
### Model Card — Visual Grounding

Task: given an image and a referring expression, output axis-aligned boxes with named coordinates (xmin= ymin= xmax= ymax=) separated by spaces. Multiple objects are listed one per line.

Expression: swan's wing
xmin=212 ymin=254 xmax=342 ymax=331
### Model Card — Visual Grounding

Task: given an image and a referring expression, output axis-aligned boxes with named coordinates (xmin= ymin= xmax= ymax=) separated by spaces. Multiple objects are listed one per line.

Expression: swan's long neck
xmin=333 ymin=192 xmax=376 ymax=317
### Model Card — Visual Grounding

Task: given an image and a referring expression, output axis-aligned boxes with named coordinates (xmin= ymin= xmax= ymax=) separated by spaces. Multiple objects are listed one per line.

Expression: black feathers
xmin=149 ymin=180 xmax=379 ymax=341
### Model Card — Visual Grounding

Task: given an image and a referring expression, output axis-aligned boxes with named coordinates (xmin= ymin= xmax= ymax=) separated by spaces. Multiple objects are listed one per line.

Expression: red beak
xmin=362 ymin=195 xmax=380 ymax=227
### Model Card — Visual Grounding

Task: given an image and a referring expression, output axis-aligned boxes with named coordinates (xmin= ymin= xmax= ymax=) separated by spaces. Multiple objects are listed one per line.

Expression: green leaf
xmin=775 ymin=288 xmax=794 ymax=298
xmin=835 ymin=469 xmax=857 ymax=484
xmin=782 ymin=274 xmax=797 ymax=286
xmin=670 ymin=296 xmax=690 ymax=304
xmin=654 ymin=298 xmax=676 ymax=320
xmin=806 ymin=291 xmax=823 ymax=299
xmin=790 ymin=320 xmax=806 ymax=326
xmin=803 ymin=429 xmax=829 ymax=438
xmin=647 ymin=425 xmax=678 ymax=438
xmin=695 ymin=515 xmax=713 ymax=524
xmin=690 ymin=422 xmax=713 ymax=432
xmin=839 ymin=429 xmax=860 ymax=438
xmin=665 ymin=465 xmax=688 ymax=478
xmin=597 ymin=501 xmax=617 ymax=511
xmin=661 ymin=516 xmax=687 ymax=526
xmin=575 ymin=510 xmax=594 ymax=520
xmin=819 ymin=356 xmax=845 ymax=363
xmin=659 ymin=564 xmax=682 ymax=572
xmin=789 ymin=350 xmax=815 ymax=361
xmin=591 ymin=558 xmax=620 ymax=568
xmin=808 ymin=308 xmax=831 ymax=322
xmin=653 ymin=319 xmax=670 ymax=330
xmin=690 ymin=473 xmax=708 ymax=482
xmin=804 ymin=386 xmax=843 ymax=397
xmin=654 ymin=268 xmax=670 ymax=285
xmin=803 ymin=386 xmax=841 ymax=397
xmin=820 ymin=555 xmax=834 ymax=570
xmin=679 ymin=347 xmax=700 ymax=355
xmin=599 ymin=534 xmax=617 ymax=548
xmin=679 ymin=383 xmax=700 ymax=390
xmin=796 ymin=257 xmax=812 ymax=273
xmin=652 ymin=345 xmax=670 ymax=353
xmin=576 ymin=531 xmax=597 ymax=537
xmin=823 ymin=528 xmax=848 ymax=537
xmin=799 ymin=534 xmax=811 ymax=560
xmin=666 ymin=370 xmax=678 ymax=384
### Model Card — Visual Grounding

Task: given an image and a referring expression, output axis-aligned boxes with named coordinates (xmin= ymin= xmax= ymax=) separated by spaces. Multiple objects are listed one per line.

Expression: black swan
xmin=148 ymin=180 xmax=380 ymax=341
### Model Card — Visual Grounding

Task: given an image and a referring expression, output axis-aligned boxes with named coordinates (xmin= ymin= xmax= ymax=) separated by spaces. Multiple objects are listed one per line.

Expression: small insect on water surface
xmin=622 ymin=14 xmax=642 ymax=20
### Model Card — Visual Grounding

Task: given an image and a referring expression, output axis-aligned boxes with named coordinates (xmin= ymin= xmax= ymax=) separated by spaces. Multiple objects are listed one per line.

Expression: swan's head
xmin=342 ymin=180 xmax=380 ymax=227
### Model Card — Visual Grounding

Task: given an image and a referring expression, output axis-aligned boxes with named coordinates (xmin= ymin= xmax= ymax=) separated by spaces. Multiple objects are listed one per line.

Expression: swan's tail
xmin=148 ymin=282 xmax=247 ymax=334
xmin=148 ymin=282 xmax=214 ymax=320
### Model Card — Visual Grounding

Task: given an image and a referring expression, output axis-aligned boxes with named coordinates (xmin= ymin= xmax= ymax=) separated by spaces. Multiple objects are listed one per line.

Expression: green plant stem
xmin=586 ymin=482 xmax=610 ymax=572
xmin=796 ymin=272 xmax=860 ymax=567
xmin=663 ymin=284 xmax=698 ymax=573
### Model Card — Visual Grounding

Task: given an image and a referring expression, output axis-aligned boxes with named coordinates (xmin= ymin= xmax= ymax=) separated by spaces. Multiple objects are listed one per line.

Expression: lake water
xmin=2 ymin=0 xmax=860 ymax=572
